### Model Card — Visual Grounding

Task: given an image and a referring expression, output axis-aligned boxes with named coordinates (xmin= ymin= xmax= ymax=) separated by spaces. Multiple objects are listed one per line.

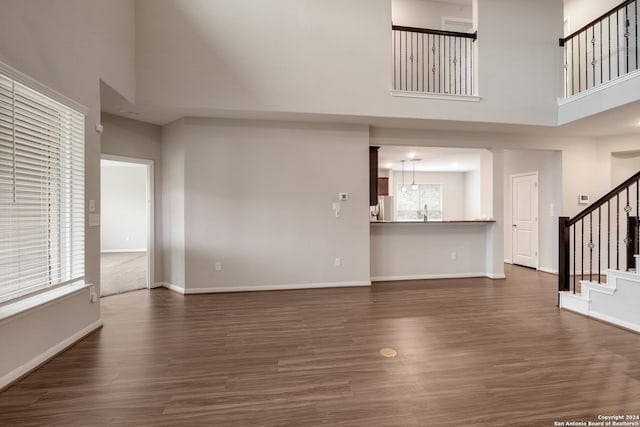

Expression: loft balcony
xmin=560 ymin=0 xmax=639 ymax=98
xmin=391 ymin=25 xmax=478 ymax=99
xmin=559 ymin=0 xmax=640 ymax=124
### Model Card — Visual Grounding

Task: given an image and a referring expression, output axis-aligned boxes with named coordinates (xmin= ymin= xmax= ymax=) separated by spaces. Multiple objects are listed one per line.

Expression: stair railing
xmin=559 ymin=170 xmax=640 ymax=295
xmin=559 ymin=0 xmax=640 ymax=98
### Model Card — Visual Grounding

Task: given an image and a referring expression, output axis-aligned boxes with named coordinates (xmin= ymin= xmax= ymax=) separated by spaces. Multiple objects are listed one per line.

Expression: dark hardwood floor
xmin=1 ymin=264 xmax=639 ymax=426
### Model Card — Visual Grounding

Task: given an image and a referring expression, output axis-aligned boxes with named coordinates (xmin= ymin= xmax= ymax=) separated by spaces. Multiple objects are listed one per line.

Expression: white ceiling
xmin=378 ymin=146 xmax=485 ymax=172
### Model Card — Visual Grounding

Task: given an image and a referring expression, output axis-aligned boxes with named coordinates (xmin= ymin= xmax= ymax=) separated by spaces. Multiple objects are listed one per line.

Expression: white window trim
xmin=0 ymin=61 xmax=88 ymax=313
xmin=395 ymin=182 xmax=444 ymax=221
xmin=0 ymin=281 xmax=92 ymax=323
xmin=0 ymin=61 xmax=87 ymax=115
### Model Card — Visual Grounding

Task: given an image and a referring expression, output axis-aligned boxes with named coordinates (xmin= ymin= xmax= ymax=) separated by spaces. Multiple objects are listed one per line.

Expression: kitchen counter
xmin=370 ymin=219 xmax=499 ymax=281
xmin=370 ymin=220 xmax=496 ymax=224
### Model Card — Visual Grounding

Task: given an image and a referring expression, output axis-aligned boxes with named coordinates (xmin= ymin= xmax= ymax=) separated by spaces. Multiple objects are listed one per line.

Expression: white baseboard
xmin=486 ymin=273 xmax=506 ymax=279
xmin=0 ymin=319 xmax=102 ymax=391
xmin=161 ymin=281 xmax=371 ymax=295
xmin=149 ymin=282 xmax=164 ymax=289
xmin=538 ymin=267 xmax=558 ymax=275
xmin=160 ymin=282 xmax=185 ymax=294
xmin=559 ymin=291 xmax=590 ymax=315
xmin=100 ymin=249 xmax=146 ymax=254
xmin=589 ymin=310 xmax=640 ymax=334
xmin=188 ymin=281 xmax=371 ymax=294
xmin=504 ymin=259 xmax=513 ymax=264
xmin=371 ymin=273 xmax=490 ymax=282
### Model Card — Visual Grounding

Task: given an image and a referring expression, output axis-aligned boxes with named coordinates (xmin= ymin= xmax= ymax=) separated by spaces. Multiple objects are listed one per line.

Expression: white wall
xmin=611 ymin=152 xmax=640 ymax=185
xmin=392 ymin=0 xmax=472 ymax=29
xmin=135 ymin=0 xmax=563 ymax=126
xmin=504 ymin=149 xmax=563 ymax=273
xmin=161 ymin=119 xmax=186 ymax=288
xmin=161 ymin=118 xmax=371 ymax=291
xmin=392 ymin=170 xmax=467 ymax=220
xmin=563 ymin=0 xmax=621 ymax=35
xmin=0 ymin=0 xmax=136 ymax=386
xmin=595 ymin=133 xmax=640 ymax=187
xmin=370 ymin=222 xmax=488 ymax=279
xmin=101 ymin=113 xmax=163 ymax=281
xmin=100 ymin=163 xmax=147 ymax=252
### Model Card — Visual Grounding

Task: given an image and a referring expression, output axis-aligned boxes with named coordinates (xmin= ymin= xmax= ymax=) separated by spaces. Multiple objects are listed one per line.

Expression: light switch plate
xmin=89 ymin=199 xmax=96 ymax=212
xmin=88 ymin=214 xmax=100 ymax=227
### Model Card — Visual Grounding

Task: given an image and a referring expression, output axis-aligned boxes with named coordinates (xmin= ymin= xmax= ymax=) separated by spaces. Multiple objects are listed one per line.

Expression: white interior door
xmin=512 ymin=172 xmax=538 ymax=269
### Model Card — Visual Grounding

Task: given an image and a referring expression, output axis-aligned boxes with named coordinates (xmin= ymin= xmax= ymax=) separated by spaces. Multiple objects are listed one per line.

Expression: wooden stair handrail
xmin=568 ymin=170 xmax=640 ymax=226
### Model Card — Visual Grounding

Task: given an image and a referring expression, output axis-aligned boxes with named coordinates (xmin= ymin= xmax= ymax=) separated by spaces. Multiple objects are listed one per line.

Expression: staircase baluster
xmin=626 ymin=4 xmax=630 ymax=75
xmin=626 ymin=187 xmax=631 ymax=271
xmin=393 ymin=30 xmax=397 ymax=89
xmin=422 ymin=33 xmax=425 ymax=92
xmin=581 ymin=219 xmax=585 ymax=282
xmin=572 ymin=224 xmax=578 ymax=294
xmin=617 ymin=193 xmax=620 ymax=270
xmin=608 ymin=199 xmax=611 ymax=270
xmin=600 ymin=21 xmax=603 ymax=86
xmin=589 ymin=212 xmax=593 ymax=282
xmin=609 ymin=15 xmax=612 ymax=83
xmin=598 ymin=205 xmax=601 ymax=283
xmin=592 ymin=25 xmax=596 ymax=89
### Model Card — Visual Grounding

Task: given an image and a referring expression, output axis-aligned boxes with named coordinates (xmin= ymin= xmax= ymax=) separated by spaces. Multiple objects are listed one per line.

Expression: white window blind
xmin=0 ymin=72 xmax=85 ymax=304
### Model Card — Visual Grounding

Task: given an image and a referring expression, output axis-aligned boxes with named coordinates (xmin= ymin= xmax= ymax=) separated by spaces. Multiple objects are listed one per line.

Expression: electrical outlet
xmin=451 ymin=252 xmax=457 ymax=261
xmin=335 ymin=257 xmax=341 ymax=267
xmin=215 ymin=262 xmax=222 ymax=271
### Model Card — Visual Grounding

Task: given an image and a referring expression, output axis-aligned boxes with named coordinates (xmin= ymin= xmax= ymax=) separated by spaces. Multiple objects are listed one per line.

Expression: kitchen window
xmin=396 ymin=183 xmax=443 ymax=221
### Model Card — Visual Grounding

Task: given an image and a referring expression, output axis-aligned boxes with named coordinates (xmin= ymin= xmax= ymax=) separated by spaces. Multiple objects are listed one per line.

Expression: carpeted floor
xmin=100 ymin=252 xmax=147 ymax=297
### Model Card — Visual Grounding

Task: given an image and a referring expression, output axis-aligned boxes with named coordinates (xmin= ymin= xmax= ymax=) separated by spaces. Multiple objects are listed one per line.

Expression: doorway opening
xmin=100 ymin=155 xmax=154 ymax=297
xmin=511 ymin=171 xmax=539 ymax=269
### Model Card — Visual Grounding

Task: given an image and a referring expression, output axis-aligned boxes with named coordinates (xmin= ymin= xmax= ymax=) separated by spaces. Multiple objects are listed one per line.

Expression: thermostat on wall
xmin=578 ymin=195 xmax=589 ymax=204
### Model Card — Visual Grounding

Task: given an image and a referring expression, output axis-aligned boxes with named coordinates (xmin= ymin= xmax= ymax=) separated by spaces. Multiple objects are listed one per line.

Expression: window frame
xmin=395 ymin=182 xmax=444 ymax=221
xmin=0 ymin=62 xmax=87 ymax=310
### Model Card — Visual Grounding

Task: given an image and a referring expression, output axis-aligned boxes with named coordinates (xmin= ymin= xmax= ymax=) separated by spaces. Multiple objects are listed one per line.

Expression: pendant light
xmin=411 ymin=159 xmax=419 ymax=191
xmin=400 ymin=160 xmax=407 ymax=194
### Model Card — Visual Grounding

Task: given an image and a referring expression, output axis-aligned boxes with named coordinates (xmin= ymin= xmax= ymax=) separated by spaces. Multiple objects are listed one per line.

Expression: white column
xmin=485 ymin=148 xmax=505 ymax=278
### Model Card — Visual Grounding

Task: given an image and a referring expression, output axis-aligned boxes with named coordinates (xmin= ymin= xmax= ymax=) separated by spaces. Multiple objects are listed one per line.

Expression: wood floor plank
xmin=1 ymin=264 xmax=639 ymax=426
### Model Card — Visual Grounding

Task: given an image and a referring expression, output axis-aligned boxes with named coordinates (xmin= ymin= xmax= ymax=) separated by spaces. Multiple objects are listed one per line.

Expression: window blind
xmin=0 ymin=72 xmax=85 ymax=304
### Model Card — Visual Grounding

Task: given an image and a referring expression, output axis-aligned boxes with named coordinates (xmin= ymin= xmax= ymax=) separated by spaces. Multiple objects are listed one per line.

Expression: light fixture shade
xmin=411 ymin=158 xmax=418 ymax=190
